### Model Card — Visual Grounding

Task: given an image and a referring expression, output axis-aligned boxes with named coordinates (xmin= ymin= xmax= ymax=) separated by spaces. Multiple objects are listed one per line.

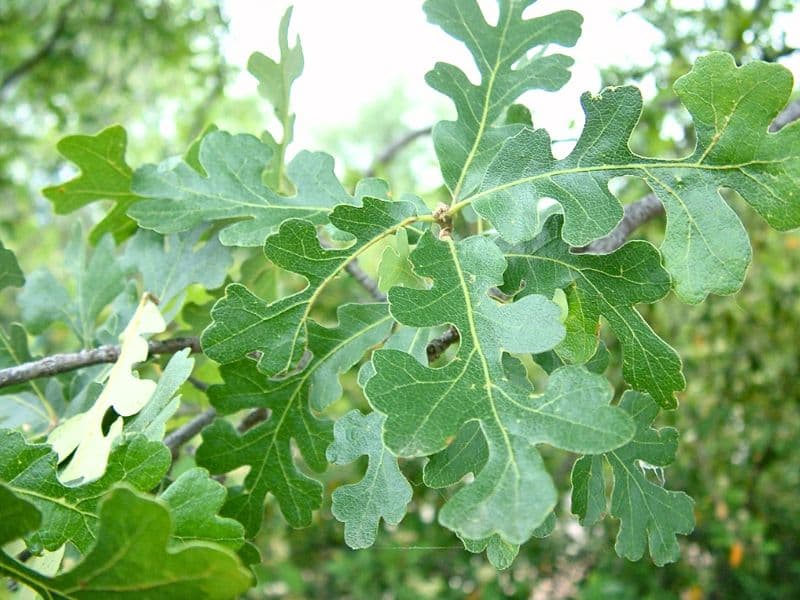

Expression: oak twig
xmin=366 ymin=126 xmax=433 ymax=177
xmin=0 ymin=337 xmax=201 ymax=389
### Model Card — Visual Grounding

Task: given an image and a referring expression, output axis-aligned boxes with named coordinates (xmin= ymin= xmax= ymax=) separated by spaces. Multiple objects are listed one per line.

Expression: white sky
xmin=222 ymin=1 xmax=800 ymax=162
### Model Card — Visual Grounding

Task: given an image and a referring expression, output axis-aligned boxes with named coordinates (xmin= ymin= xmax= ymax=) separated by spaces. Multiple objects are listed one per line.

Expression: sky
xmin=221 ymin=1 xmax=800 ymax=165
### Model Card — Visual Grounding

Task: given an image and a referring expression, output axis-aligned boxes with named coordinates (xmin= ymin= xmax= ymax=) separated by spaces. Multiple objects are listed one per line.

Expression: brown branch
xmin=164 ymin=408 xmax=217 ymax=459
xmin=572 ymin=194 xmax=664 ymax=254
xmin=0 ymin=337 xmax=201 ymax=389
xmin=427 ymin=327 xmax=460 ymax=363
xmin=366 ymin=126 xmax=433 ymax=177
xmin=770 ymin=97 xmax=800 ymax=132
xmin=0 ymin=4 xmax=70 ymax=94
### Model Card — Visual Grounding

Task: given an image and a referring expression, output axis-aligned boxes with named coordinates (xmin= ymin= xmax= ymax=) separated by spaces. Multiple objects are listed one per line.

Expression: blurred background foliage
xmin=1 ymin=0 xmax=799 ymax=598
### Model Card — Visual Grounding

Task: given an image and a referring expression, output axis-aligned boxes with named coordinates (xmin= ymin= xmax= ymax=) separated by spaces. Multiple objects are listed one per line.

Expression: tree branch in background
xmin=770 ymin=97 xmax=800 ymax=132
xmin=573 ymin=194 xmax=665 ymax=254
xmin=366 ymin=126 xmax=433 ymax=177
xmin=164 ymin=408 xmax=217 ymax=459
xmin=0 ymin=337 xmax=201 ymax=389
xmin=0 ymin=4 xmax=71 ymax=94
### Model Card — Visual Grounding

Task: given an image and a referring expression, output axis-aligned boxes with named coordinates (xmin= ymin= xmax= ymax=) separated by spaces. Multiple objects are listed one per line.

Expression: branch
xmin=427 ymin=326 xmax=460 ymax=363
xmin=366 ymin=126 xmax=433 ymax=177
xmin=770 ymin=97 xmax=800 ymax=132
xmin=164 ymin=408 xmax=216 ymax=459
xmin=0 ymin=4 xmax=70 ymax=94
xmin=0 ymin=337 xmax=201 ymax=389
xmin=572 ymin=194 xmax=664 ymax=254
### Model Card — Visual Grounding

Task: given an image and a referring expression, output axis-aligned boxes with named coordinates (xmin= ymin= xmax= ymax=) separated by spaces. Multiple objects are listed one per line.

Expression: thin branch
xmin=0 ymin=4 xmax=70 ymax=94
xmin=572 ymin=194 xmax=664 ymax=254
xmin=319 ymin=238 xmax=386 ymax=302
xmin=366 ymin=126 xmax=433 ymax=177
xmin=164 ymin=408 xmax=217 ymax=459
xmin=0 ymin=337 xmax=201 ymax=389
xmin=427 ymin=327 xmax=460 ymax=363
xmin=770 ymin=97 xmax=800 ymax=132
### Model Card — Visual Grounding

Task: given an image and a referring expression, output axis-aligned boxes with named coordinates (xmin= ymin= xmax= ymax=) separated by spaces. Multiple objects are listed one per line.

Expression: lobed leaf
xmin=129 ymin=131 xmax=357 ymax=247
xmin=202 ymin=195 xmax=417 ymax=376
xmin=570 ymin=391 xmax=695 ymax=565
xmin=501 ymin=214 xmax=684 ymax=408
xmin=0 ymin=430 xmax=169 ymax=553
xmin=469 ymin=53 xmax=800 ymax=302
xmin=0 ymin=486 xmax=251 ymax=600
xmin=196 ymin=303 xmax=393 ymax=536
xmin=366 ymin=233 xmax=635 ymax=547
xmin=42 ymin=125 xmax=140 ymax=244
xmin=425 ymin=0 xmax=582 ymax=200
xmin=326 ymin=410 xmax=412 ymax=549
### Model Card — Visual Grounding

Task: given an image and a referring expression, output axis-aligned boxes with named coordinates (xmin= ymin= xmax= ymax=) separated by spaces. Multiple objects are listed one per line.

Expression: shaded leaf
xmin=570 ymin=391 xmax=695 ymax=565
xmin=196 ymin=303 xmax=393 ymax=535
xmin=327 ymin=410 xmax=412 ymax=549
xmin=0 ymin=241 xmax=24 ymax=290
xmin=202 ymin=196 xmax=416 ymax=376
xmin=501 ymin=215 xmax=684 ymax=408
xmin=0 ymin=486 xmax=252 ymax=600
xmin=129 ymin=131 xmax=357 ymax=247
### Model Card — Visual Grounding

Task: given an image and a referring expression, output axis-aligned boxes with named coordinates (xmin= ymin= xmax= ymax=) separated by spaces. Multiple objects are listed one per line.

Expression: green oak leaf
xmin=0 ymin=486 xmax=252 ymax=600
xmin=126 ymin=349 xmax=194 ymax=441
xmin=161 ymin=467 xmax=245 ymax=550
xmin=366 ymin=233 xmax=635 ymax=544
xmin=248 ymin=7 xmax=303 ymax=191
xmin=377 ymin=227 xmax=425 ymax=292
xmin=0 ymin=430 xmax=170 ymax=553
xmin=326 ymin=410 xmax=412 ymax=549
xmin=0 ymin=240 xmax=24 ymax=290
xmin=501 ymin=215 xmax=684 ymax=408
xmin=196 ymin=303 xmax=393 ymax=536
xmin=460 ymin=513 xmax=554 ymax=570
xmin=19 ymin=229 xmax=125 ymax=345
xmin=0 ymin=483 xmax=40 ymax=545
xmin=129 ymin=130 xmax=358 ymax=247
xmin=42 ymin=125 xmax=140 ymax=244
xmin=570 ymin=391 xmax=695 ymax=566
xmin=470 ymin=53 xmax=800 ymax=302
xmin=122 ymin=227 xmax=232 ymax=317
xmin=0 ymin=323 xmax=62 ymax=435
xmin=425 ymin=0 xmax=581 ymax=200
xmin=202 ymin=196 xmax=416 ymax=376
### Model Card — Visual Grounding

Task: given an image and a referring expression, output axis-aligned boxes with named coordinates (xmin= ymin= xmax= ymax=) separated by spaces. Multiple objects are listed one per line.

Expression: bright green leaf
xmin=0 ymin=430 xmax=169 ymax=553
xmin=0 ymin=486 xmax=252 ymax=600
xmin=42 ymin=125 xmax=140 ymax=244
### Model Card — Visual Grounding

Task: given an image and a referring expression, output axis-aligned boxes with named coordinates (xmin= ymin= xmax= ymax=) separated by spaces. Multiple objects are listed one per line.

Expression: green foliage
xmin=2 ymin=0 xmax=799 ymax=596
